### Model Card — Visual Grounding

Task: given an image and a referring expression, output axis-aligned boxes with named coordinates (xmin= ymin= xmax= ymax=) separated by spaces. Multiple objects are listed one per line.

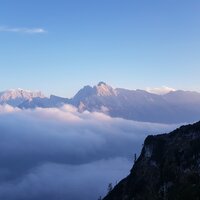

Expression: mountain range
xmin=1 ymin=82 xmax=200 ymax=124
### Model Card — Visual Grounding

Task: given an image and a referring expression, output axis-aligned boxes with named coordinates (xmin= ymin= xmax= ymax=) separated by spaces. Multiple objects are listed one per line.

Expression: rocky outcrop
xmin=103 ymin=121 xmax=200 ymax=200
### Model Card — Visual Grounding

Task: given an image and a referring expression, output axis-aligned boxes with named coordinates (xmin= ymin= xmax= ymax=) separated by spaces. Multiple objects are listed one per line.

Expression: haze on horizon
xmin=0 ymin=0 xmax=200 ymax=96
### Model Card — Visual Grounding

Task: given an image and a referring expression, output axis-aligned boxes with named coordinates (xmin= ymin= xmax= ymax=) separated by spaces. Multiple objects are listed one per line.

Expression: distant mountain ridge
xmin=0 ymin=88 xmax=45 ymax=107
xmin=1 ymin=82 xmax=200 ymax=124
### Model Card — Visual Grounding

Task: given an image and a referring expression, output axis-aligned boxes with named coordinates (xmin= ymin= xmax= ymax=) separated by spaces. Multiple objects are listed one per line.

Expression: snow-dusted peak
xmin=95 ymin=82 xmax=117 ymax=96
xmin=0 ymin=89 xmax=45 ymax=105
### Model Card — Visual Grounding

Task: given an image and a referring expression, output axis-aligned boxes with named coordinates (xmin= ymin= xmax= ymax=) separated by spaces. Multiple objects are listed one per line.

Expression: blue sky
xmin=0 ymin=0 xmax=199 ymax=97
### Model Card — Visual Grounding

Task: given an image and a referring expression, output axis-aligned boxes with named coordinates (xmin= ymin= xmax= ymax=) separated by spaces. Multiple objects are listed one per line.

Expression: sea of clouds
xmin=0 ymin=104 xmax=181 ymax=200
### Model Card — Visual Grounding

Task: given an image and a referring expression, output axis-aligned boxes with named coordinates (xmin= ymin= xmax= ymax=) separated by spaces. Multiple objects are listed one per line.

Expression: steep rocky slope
xmin=103 ymin=121 xmax=200 ymax=200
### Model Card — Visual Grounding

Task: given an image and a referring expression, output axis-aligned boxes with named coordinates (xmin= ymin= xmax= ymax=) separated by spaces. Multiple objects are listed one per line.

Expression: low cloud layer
xmin=0 ymin=105 xmax=180 ymax=200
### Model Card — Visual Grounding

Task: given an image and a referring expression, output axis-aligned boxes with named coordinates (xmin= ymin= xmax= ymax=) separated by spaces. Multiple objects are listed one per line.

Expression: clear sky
xmin=0 ymin=0 xmax=199 ymax=97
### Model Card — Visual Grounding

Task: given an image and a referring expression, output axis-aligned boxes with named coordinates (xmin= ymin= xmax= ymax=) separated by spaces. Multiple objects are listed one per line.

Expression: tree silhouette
xmin=98 ymin=196 xmax=102 ymax=200
xmin=107 ymin=183 xmax=113 ymax=194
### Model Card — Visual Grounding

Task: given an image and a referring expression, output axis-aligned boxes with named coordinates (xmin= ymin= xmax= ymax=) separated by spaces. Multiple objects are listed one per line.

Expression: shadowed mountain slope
xmin=103 ymin=121 xmax=200 ymax=200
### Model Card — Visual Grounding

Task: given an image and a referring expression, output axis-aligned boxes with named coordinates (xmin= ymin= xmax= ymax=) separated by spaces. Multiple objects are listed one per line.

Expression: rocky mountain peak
xmin=95 ymin=82 xmax=117 ymax=96
xmin=0 ymin=88 xmax=45 ymax=99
